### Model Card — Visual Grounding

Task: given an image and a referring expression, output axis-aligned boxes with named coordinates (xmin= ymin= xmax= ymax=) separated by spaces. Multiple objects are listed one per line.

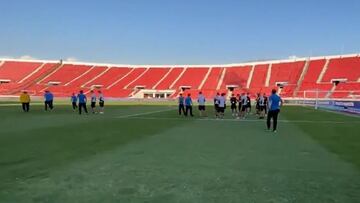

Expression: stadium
xmin=1 ymin=1 xmax=360 ymax=203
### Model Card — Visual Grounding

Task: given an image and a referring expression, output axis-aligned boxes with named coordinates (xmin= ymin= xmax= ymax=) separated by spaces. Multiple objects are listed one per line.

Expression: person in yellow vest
xmin=19 ymin=91 xmax=31 ymax=112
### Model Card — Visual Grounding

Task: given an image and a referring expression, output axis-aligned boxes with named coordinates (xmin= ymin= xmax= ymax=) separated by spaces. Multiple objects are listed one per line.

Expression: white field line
xmin=0 ymin=103 xmax=47 ymax=106
xmin=0 ymin=104 xmax=20 ymax=106
xmin=304 ymin=106 xmax=360 ymax=118
xmin=118 ymin=116 xmax=360 ymax=124
xmin=115 ymin=108 xmax=175 ymax=118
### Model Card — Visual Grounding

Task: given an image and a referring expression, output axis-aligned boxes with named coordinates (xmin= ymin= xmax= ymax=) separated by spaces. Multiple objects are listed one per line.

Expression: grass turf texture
xmin=0 ymin=104 xmax=360 ymax=202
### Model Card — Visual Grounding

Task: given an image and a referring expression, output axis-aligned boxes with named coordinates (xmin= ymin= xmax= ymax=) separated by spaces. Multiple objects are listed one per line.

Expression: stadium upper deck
xmin=0 ymin=53 xmax=359 ymax=99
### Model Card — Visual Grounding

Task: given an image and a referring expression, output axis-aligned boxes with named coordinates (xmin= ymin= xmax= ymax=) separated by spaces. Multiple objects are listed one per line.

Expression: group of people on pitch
xmin=19 ymin=89 xmax=105 ymax=114
xmin=177 ymin=89 xmax=283 ymax=132
xmin=70 ymin=90 xmax=105 ymax=114
xmin=19 ymin=90 xmax=55 ymax=112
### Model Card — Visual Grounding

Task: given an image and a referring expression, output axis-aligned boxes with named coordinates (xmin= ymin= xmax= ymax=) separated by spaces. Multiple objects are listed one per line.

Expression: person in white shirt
xmin=214 ymin=92 xmax=220 ymax=118
xmin=98 ymin=90 xmax=105 ymax=114
xmin=197 ymin=91 xmax=206 ymax=117
xmin=90 ymin=90 xmax=97 ymax=114
xmin=258 ymin=95 xmax=265 ymax=119
xmin=239 ymin=93 xmax=247 ymax=119
xmin=218 ymin=93 xmax=226 ymax=119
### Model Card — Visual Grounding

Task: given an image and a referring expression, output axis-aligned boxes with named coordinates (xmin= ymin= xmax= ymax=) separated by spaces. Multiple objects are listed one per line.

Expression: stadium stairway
xmin=293 ymin=59 xmax=311 ymax=97
xmin=316 ymin=58 xmax=330 ymax=83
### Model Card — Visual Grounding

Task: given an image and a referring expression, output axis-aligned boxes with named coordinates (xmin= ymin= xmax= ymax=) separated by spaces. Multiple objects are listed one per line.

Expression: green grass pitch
xmin=0 ymin=102 xmax=360 ymax=202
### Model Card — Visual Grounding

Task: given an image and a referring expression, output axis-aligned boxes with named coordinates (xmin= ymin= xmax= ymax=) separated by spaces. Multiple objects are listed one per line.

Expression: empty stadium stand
xmin=0 ymin=61 xmax=43 ymax=82
xmin=220 ymin=66 xmax=252 ymax=89
xmin=0 ymin=53 xmax=359 ymax=99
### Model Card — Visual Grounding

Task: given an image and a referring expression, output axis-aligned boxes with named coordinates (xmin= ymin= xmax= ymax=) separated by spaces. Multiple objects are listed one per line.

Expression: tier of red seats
xmin=172 ymin=68 xmax=209 ymax=89
xmin=66 ymin=66 xmax=108 ymax=87
xmin=108 ymin=68 xmax=146 ymax=91
xmin=85 ymin=67 xmax=132 ymax=88
xmin=331 ymin=83 xmax=360 ymax=98
xmin=155 ymin=68 xmax=184 ymax=89
xmin=127 ymin=68 xmax=170 ymax=89
xmin=249 ymin=64 xmax=268 ymax=88
xmin=0 ymin=56 xmax=359 ymax=99
xmin=201 ymin=67 xmax=223 ymax=90
xmin=269 ymin=61 xmax=305 ymax=86
xmin=40 ymin=64 xmax=92 ymax=85
xmin=322 ymin=57 xmax=360 ymax=82
xmin=220 ymin=66 xmax=251 ymax=89
xmin=0 ymin=61 xmax=42 ymax=82
xmin=22 ymin=63 xmax=58 ymax=84
xmin=302 ymin=59 xmax=326 ymax=84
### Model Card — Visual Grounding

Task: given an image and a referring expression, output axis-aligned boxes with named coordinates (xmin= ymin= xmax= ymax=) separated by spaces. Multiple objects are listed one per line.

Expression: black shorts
xmin=259 ymin=106 xmax=265 ymax=111
xmin=241 ymin=105 xmax=247 ymax=112
xmin=91 ymin=102 xmax=96 ymax=108
xmin=198 ymin=105 xmax=205 ymax=111
xmin=218 ymin=107 xmax=225 ymax=113
xmin=99 ymin=101 xmax=104 ymax=107
xmin=214 ymin=104 xmax=219 ymax=111
xmin=231 ymin=104 xmax=237 ymax=110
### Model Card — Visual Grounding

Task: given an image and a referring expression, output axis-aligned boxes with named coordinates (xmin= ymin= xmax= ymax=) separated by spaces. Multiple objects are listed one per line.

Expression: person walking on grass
xmin=267 ymin=89 xmax=283 ymax=133
xmin=197 ymin=91 xmax=206 ymax=117
xmin=77 ymin=90 xmax=88 ymax=115
xmin=185 ymin=93 xmax=194 ymax=117
xmin=19 ymin=91 xmax=30 ymax=112
xmin=44 ymin=90 xmax=54 ymax=111
xmin=71 ymin=93 xmax=78 ymax=111
xmin=178 ymin=93 xmax=185 ymax=115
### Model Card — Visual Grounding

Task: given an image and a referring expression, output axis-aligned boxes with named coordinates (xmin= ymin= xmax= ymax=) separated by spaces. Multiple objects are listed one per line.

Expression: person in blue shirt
xmin=267 ymin=89 xmax=283 ymax=132
xmin=44 ymin=90 xmax=54 ymax=111
xmin=71 ymin=93 xmax=78 ymax=111
xmin=185 ymin=93 xmax=193 ymax=117
xmin=77 ymin=90 xmax=88 ymax=114
xmin=178 ymin=93 xmax=185 ymax=115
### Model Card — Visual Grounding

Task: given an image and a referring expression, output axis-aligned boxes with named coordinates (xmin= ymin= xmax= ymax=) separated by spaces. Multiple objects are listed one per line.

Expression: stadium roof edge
xmin=0 ymin=53 xmax=359 ymax=68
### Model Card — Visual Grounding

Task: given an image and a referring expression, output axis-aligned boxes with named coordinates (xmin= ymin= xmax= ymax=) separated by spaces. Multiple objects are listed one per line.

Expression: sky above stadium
xmin=0 ymin=0 xmax=359 ymax=64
